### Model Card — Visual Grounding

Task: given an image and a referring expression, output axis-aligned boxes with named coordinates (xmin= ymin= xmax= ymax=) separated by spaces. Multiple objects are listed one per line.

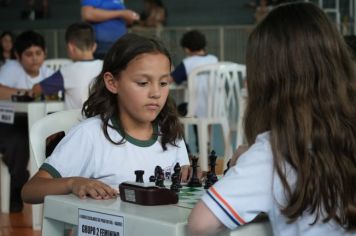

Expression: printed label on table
xmin=0 ymin=105 xmax=15 ymax=124
xmin=78 ymin=208 xmax=124 ymax=236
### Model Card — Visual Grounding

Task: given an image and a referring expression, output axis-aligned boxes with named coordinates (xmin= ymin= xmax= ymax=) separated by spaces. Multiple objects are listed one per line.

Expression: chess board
xmin=176 ymin=185 xmax=206 ymax=209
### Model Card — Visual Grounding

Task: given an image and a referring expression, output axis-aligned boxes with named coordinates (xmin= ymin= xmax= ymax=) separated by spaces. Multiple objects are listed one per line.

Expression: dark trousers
xmin=0 ymin=113 xmax=30 ymax=205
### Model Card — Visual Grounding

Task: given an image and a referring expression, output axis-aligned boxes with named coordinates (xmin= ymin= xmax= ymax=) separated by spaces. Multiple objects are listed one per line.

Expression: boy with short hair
xmin=0 ymin=30 xmax=53 ymax=212
xmin=32 ymin=22 xmax=103 ymax=109
xmin=0 ymin=30 xmax=54 ymax=99
xmin=171 ymin=30 xmax=218 ymax=86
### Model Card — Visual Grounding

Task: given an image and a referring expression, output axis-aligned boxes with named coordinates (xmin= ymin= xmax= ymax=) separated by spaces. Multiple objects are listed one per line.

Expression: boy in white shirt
xmin=32 ymin=22 xmax=103 ymax=109
xmin=0 ymin=30 xmax=53 ymax=212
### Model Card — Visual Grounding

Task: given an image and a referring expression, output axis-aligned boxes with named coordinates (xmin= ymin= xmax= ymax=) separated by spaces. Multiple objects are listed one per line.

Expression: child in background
xmin=32 ymin=22 xmax=103 ymax=109
xmin=0 ymin=30 xmax=53 ymax=99
xmin=0 ymin=31 xmax=16 ymax=67
xmin=171 ymin=30 xmax=218 ymax=118
xmin=0 ymin=30 xmax=53 ymax=212
xmin=188 ymin=2 xmax=356 ymax=236
xmin=22 ymin=33 xmax=190 ymax=203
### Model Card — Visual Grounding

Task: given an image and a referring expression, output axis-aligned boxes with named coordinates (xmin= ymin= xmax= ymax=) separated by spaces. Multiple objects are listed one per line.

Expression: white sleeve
xmin=41 ymin=123 xmax=95 ymax=178
xmin=0 ymin=61 xmax=22 ymax=87
xmin=201 ymin=138 xmax=274 ymax=229
xmin=176 ymin=138 xmax=190 ymax=167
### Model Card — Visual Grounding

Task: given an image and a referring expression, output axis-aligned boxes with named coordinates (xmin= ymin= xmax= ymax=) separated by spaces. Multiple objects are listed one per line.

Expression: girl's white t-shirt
xmin=202 ymin=132 xmax=354 ymax=236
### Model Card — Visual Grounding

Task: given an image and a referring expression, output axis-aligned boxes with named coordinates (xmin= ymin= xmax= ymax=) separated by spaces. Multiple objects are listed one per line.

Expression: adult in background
xmin=81 ymin=0 xmax=140 ymax=59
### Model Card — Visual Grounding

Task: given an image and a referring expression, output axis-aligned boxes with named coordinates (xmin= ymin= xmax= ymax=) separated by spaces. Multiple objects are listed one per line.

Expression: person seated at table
xmin=0 ymin=30 xmax=53 ymax=212
xmin=188 ymin=2 xmax=356 ymax=236
xmin=171 ymin=30 xmax=218 ymax=117
xmin=22 ymin=33 xmax=191 ymax=204
xmin=32 ymin=22 xmax=103 ymax=109
xmin=0 ymin=30 xmax=53 ymax=99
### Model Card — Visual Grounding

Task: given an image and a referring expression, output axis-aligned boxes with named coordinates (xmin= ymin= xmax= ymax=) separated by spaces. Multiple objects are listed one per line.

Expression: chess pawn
xmin=149 ymin=175 xmax=156 ymax=182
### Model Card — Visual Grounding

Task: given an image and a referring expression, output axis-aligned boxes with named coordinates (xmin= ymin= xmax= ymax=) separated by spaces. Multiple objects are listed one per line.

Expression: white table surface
xmin=0 ymin=100 xmax=64 ymax=230
xmin=42 ymin=194 xmax=272 ymax=236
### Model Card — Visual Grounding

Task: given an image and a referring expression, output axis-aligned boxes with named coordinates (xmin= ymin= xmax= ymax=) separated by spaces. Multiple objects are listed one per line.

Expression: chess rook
xmin=135 ymin=170 xmax=144 ymax=183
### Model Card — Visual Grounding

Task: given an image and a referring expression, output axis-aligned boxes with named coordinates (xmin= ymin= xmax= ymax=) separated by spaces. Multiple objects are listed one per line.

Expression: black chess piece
xmin=223 ymin=159 xmax=231 ymax=175
xmin=209 ymin=150 xmax=218 ymax=184
xmin=204 ymin=171 xmax=214 ymax=189
xmin=149 ymin=175 xmax=156 ymax=182
xmin=135 ymin=170 xmax=144 ymax=183
xmin=154 ymin=166 xmax=165 ymax=187
xmin=170 ymin=173 xmax=180 ymax=192
xmin=187 ymin=156 xmax=202 ymax=187
xmin=173 ymin=163 xmax=182 ymax=188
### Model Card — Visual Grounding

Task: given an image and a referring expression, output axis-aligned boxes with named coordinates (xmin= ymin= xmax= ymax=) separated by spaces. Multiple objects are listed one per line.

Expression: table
xmin=42 ymin=194 xmax=273 ymax=236
xmin=0 ymin=100 xmax=64 ymax=230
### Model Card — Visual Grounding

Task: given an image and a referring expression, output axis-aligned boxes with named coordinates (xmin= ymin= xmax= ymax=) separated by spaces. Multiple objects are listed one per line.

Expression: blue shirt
xmin=81 ymin=0 xmax=127 ymax=43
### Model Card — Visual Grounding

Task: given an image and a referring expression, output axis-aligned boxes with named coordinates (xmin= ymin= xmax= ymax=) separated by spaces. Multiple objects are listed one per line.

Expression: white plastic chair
xmin=180 ymin=62 xmax=246 ymax=171
xmin=29 ymin=109 xmax=83 ymax=229
xmin=43 ymin=58 xmax=72 ymax=71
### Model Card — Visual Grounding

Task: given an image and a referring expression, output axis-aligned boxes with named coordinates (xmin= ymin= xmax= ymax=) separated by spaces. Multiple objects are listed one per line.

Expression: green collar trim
xmin=40 ymin=163 xmax=62 ymax=178
xmin=110 ymin=116 xmax=158 ymax=147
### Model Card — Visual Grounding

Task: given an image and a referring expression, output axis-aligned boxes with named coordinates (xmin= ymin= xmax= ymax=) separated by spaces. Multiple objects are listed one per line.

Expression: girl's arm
xmin=188 ymin=200 xmax=225 ymax=235
xmin=21 ymin=170 xmax=118 ymax=204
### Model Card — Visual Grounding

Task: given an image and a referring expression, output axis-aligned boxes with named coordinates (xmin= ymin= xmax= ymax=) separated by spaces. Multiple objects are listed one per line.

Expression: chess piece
xmin=223 ymin=159 xmax=231 ymax=175
xmin=209 ymin=150 xmax=218 ymax=184
xmin=187 ymin=155 xmax=202 ymax=187
xmin=135 ymin=170 xmax=144 ymax=183
xmin=154 ymin=165 xmax=165 ymax=187
xmin=173 ymin=163 xmax=182 ymax=188
xmin=204 ymin=171 xmax=214 ymax=189
xmin=149 ymin=175 xmax=156 ymax=182
xmin=170 ymin=174 xmax=180 ymax=192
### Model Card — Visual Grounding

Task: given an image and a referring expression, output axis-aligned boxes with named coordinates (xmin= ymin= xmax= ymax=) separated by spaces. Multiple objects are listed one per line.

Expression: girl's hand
xmin=68 ymin=177 xmax=118 ymax=200
xmin=230 ymin=144 xmax=249 ymax=166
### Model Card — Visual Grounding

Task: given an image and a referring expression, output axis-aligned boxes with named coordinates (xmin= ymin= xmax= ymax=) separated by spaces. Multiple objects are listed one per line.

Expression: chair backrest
xmin=186 ymin=62 xmax=246 ymax=147
xmin=186 ymin=62 xmax=245 ymax=122
xmin=43 ymin=58 xmax=72 ymax=71
xmin=30 ymin=109 xmax=83 ymax=168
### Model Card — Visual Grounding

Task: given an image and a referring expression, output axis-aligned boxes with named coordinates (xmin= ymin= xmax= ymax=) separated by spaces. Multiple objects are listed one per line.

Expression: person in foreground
xmin=22 ymin=33 xmax=190 ymax=204
xmin=188 ymin=2 xmax=356 ymax=236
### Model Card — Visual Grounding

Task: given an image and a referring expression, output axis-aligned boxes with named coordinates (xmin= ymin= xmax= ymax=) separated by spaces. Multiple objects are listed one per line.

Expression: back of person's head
xmin=14 ymin=30 xmax=45 ymax=57
xmin=180 ymin=30 xmax=206 ymax=52
xmin=344 ymin=35 xmax=356 ymax=59
xmin=83 ymin=33 xmax=183 ymax=150
xmin=65 ymin=22 xmax=95 ymax=51
xmin=245 ymin=2 xmax=356 ymax=230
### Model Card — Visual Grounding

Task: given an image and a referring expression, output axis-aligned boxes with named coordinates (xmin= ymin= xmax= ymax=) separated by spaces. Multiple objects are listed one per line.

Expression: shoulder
xmin=0 ymin=60 xmax=25 ymax=84
xmin=40 ymin=64 xmax=55 ymax=78
xmin=237 ymin=132 xmax=272 ymax=167
xmin=68 ymin=116 xmax=103 ymax=137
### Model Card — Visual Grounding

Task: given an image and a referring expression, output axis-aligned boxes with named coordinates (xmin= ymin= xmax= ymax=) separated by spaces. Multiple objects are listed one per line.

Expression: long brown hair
xmin=245 ymin=2 xmax=356 ymax=229
xmin=83 ymin=33 xmax=183 ymax=150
